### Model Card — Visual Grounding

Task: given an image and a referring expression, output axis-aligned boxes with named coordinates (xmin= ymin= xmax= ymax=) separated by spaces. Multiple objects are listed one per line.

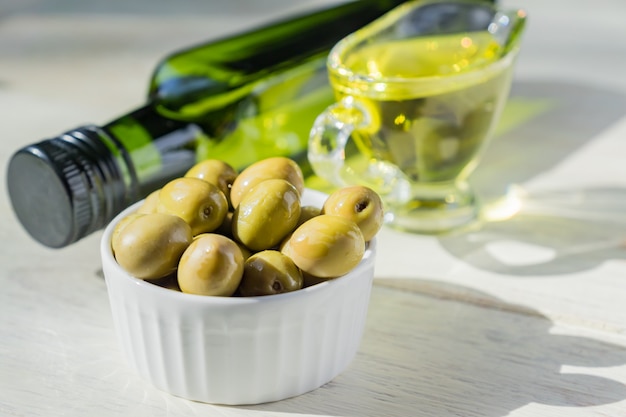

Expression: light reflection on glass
xmin=366 ymin=60 xmax=381 ymax=78
xmin=394 ymin=114 xmax=406 ymax=126
xmin=481 ymin=184 xmax=525 ymax=222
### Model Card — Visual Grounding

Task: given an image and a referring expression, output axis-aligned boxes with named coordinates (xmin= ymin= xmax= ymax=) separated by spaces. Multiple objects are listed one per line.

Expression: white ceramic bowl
xmin=100 ymin=188 xmax=376 ymax=405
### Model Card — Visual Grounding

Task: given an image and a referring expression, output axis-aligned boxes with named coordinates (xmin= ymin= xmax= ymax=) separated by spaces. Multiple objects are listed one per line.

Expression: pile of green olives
xmin=111 ymin=156 xmax=384 ymax=297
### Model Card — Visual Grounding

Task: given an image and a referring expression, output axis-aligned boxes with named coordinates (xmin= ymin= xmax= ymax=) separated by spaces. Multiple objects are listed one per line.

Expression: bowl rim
xmin=100 ymin=188 xmax=377 ymax=305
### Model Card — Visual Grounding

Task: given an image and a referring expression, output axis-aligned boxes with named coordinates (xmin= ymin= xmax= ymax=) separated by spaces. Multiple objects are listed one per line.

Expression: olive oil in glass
xmin=336 ymin=31 xmax=509 ymax=184
xmin=308 ymin=0 xmax=525 ymax=233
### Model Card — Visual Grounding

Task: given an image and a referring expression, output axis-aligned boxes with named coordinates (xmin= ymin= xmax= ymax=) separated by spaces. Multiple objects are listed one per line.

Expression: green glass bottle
xmin=6 ymin=0 xmax=408 ymax=248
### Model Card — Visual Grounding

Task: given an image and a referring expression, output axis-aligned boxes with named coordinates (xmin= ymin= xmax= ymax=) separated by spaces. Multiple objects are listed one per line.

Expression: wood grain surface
xmin=2 ymin=1 xmax=626 ymax=416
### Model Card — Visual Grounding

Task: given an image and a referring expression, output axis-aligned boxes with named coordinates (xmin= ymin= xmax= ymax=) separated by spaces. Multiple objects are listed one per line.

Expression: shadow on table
xmin=233 ymin=280 xmax=626 ymax=416
xmin=438 ymin=80 xmax=626 ymax=276
xmin=438 ymin=186 xmax=626 ymax=276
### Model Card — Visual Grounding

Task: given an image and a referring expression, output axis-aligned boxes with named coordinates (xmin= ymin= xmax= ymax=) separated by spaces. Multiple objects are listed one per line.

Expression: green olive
xmin=236 ymin=241 xmax=253 ymax=260
xmin=281 ymin=214 xmax=365 ymax=278
xmin=297 ymin=205 xmax=322 ymax=227
xmin=302 ymin=271 xmax=330 ymax=288
xmin=277 ymin=206 xmax=322 ymax=253
xmin=112 ymin=213 xmax=192 ymax=280
xmin=233 ymin=179 xmax=301 ymax=251
xmin=238 ymin=250 xmax=303 ymax=296
xmin=184 ymin=159 xmax=238 ymax=207
xmin=149 ymin=274 xmax=181 ymax=292
xmin=205 ymin=223 xmax=252 ymax=260
xmin=322 ymin=186 xmax=384 ymax=241
xmin=214 ymin=211 xmax=234 ymax=238
xmin=111 ymin=212 xmax=145 ymax=255
xmin=230 ymin=157 xmax=304 ymax=208
xmin=158 ymin=177 xmax=228 ymax=236
xmin=137 ymin=190 xmax=160 ymax=214
xmin=177 ymin=233 xmax=244 ymax=296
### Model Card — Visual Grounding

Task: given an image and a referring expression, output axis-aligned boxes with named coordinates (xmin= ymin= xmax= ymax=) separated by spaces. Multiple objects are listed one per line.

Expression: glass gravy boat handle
xmin=308 ymin=96 xmax=412 ymax=203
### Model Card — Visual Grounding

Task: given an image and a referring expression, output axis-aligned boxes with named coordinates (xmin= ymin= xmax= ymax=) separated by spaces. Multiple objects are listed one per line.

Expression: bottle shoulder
xmin=148 ymin=0 xmax=408 ymax=89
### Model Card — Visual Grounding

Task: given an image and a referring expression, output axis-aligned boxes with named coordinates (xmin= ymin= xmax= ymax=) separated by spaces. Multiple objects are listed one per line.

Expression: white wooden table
xmin=2 ymin=1 xmax=626 ymax=416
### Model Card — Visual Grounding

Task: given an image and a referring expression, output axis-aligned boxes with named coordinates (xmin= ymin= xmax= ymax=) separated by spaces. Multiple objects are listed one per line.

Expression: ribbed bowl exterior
xmin=101 ymin=189 xmax=376 ymax=405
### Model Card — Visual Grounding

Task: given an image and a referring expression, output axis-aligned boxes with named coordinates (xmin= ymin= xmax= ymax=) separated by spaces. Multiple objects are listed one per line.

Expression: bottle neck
xmin=6 ymin=103 xmax=205 ymax=248
xmin=7 ymin=125 xmax=129 ymax=248
xmin=101 ymin=103 xmax=205 ymax=199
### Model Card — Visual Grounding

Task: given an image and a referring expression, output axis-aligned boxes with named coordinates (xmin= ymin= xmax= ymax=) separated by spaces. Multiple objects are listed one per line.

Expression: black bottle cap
xmin=6 ymin=127 xmax=127 ymax=248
